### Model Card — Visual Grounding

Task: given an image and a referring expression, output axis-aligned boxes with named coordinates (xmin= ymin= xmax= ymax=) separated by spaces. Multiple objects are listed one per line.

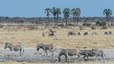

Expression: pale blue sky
xmin=0 ymin=0 xmax=113 ymax=17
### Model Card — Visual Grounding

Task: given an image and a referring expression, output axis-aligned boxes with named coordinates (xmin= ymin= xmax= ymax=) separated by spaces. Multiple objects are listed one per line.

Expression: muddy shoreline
xmin=0 ymin=47 xmax=114 ymax=63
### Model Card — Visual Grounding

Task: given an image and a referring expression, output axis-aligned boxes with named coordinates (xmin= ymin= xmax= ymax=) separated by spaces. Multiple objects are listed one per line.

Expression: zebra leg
xmin=102 ymin=54 xmax=106 ymax=63
xmin=83 ymin=55 xmax=88 ymax=61
xmin=77 ymin=54 xmax=81 ymax=61
xmin=65 ymin=54 xmax=68 ymax=62
xmin=98 ymin=56 xmax=103 ymax=62
xmin=58 ymin=55 xmax=61 ymax=62
xmin=20 ymin=49 xmax=22 ymax=56
xmin=51 ymin=50 xmax=54 ymax=56
xmin=45 ymin=50 xmax=48 ymax=56
xmin=75 ymin=55 xmax=77 ymax=62
xmin=22 ymin=48 xmax=24 ymax=55
xmin=58 ymin=53 xmax=63 ymax=62
xmin=94 ymin=55 xmax=97 ymax=61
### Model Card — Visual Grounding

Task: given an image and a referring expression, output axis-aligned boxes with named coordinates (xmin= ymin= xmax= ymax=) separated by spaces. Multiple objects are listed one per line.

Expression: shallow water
xmin=0 ymin=47 xmax=114 ymax=63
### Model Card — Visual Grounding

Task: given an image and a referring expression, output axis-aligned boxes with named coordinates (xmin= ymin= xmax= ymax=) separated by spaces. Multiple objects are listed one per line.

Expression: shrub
xmin=27 ymin=25 xmax=38 ymax=30
xmin=67 ymin=23 xmax=75 ymax=26
xmin=79 ymin=26 xmax=84 ymax=30
xmin=101 ymin=26 xmax=108 ymax=29
xmin=101 ymin=22 xmax=106 ymax=26
xmin=82 ymin=23 xmax=91 ymax=26
xmin=111 ymin=23 xmax=114 ymax=26
xmin=91 ymin=26 xmax=96 ymax=30
xmin=0 ymin=24 xmax=3 ymax=28
xmin=96 ymin=21 xmax=101 ymax=26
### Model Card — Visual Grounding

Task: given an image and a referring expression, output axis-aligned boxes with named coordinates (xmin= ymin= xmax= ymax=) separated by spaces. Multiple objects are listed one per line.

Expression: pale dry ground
xmin=0 ymin=26 xmax=114 ymax=49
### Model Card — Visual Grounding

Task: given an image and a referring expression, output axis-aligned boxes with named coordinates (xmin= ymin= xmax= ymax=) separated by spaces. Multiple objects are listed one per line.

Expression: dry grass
xmin=0 ymin=61 xmax=42 ymax=64
xmin=0 ymin=25 xmax=114 ymax=49
xmin=0 ymin=61 xmax=114 ymax=64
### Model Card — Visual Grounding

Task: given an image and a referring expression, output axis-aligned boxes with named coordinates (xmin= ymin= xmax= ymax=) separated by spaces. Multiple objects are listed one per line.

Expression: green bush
xmin=96 ymin=21 xmax=101 ymax=26
xmin=67 ymin=23 xmax=75 ymax=26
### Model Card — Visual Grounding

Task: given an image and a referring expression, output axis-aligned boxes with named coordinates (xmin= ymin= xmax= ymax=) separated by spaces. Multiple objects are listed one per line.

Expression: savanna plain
xmin=0 ymin=25 xmax=114 ymax=64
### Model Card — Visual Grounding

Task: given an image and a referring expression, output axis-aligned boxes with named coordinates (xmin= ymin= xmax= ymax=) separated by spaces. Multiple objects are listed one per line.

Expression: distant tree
xmin=71 ymin=8 xmax=75 ymax=21
xmin=51 ymin=7 xmax=61 ymax=25
xmin=63 ymin=8 xmax=70 ymax=26
xmin=103 ymin=8 xmax=112 ymax=26
xmin=45 ymin=8 xmax=51 ymax=23
xmin=51 ymin=7 xmax=56 ymax=23
xmin=71 ymin=8 xmax=81 ymax=25
xmin=56 ymin=8 xmax=61 ymax=23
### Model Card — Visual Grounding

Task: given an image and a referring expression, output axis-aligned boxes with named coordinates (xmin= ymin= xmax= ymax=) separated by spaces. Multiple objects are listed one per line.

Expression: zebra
xmin=83 ymin=32 xmax=89 ymax=35
xmin=36 ymin=43 xmax=55 ymax=56
xmin=92 ymin=49 xmax=106 ymax=63
xmin=4 ymin=43 xmax=24 ymax=55
xmin=48 ymin=31 xmax=56 ymax=37
xmin=78 ymin=32 xmax=81 ymax=35
xmin=68 ymin=31 xmax=76 ymax=36
xmin=104 ymin=31 xmax=109 ymax=35
xmin=79 ymin=49 xmax=96 ymax=61
xmin=58 ymin=48 xmax=80 ymax=62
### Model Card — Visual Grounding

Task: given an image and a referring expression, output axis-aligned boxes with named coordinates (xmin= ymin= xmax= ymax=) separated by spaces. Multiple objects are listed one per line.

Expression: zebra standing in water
xmin=58 ymin=48 xmax=80 ymax=62
xmin=4 ymin=43 xmax=24 ymax=55
xmin=36 ymin=43 xmax=55 ymax=56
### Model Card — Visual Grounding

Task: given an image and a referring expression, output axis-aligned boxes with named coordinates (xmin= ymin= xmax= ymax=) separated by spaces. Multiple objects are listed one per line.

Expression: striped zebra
xmin=58 ymin=48 xmax=80 ymax=62
xmin=4 ymin=43 xmax=24 ymax=55
xmin=92 ymin=49 xmax=106 ymax=63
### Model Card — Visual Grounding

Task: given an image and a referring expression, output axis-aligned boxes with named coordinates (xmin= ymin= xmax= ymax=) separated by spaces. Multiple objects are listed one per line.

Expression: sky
xmin=0 ymin=0 xmax=113 ymax=17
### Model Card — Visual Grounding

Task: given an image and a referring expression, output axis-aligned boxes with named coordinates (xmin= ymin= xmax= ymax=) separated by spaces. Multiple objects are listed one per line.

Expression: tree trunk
xmin=76 ymin=16 xmax=80 ymax=26
xmin=54 ymin=16 xmax=56 ymax=25
xmin=107 ymin=17 xmax=109 ymax=26
xmin=48 ymin=16 xmax=50 ymax=25
xmin=73 ymin=16 xmax=74 ymax=22
xmin=66 ymin=18 xmax=68 ymax=26
xmin=48 ymin=16 xmax=49 ymax=22
xmin=56 ymin=14 xmax=59 ymax=25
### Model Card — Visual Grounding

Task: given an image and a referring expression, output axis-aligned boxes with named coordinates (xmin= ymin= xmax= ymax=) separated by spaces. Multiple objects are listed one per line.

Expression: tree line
xmin=0 ymin=7 xmax=113 ymax=26
xmin=45 ymin=7 xmax=113 ymax=26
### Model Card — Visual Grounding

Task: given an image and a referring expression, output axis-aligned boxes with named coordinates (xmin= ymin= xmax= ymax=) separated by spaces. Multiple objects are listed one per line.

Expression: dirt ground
xmin=0 ymin=47 xmax=114 ymax=63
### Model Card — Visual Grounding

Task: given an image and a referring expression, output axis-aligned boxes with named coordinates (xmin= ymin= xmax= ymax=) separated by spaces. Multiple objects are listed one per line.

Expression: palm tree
xmin=75 ymin=8 xmax=81 ymax=25
xmin=71 ymin=8 xmax=81 ymax=25
xmin=63 ymin=8 xmax=70 ymax=26
xmin=51 ymin=7 xmax=56 ymax=23
xmin=103 ymin=8 xmax=112 ymax=26
xmin=45 ymin=8 xmax=51 ymax=23
xmin=51 ymin=7 xmax=61 ymax=25
xmin=56 ymin=8 xmax=61 ymax=23
xmin=71 ymin=8 xmax=75 ymax=21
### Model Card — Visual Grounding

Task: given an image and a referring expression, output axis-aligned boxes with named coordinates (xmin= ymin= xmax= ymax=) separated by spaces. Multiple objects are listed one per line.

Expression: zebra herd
xmin=3 ymin=29 xmax=112 ymax=63
xmin=4 ymin=43 xmax=106 ymax=63
xmin=42 ymin=30 xmax=113 ymax=37
xmin=42 ymin=30 xmax=56 ymax=37
xmin=68 ymin=31 xmax=112 ymax=36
